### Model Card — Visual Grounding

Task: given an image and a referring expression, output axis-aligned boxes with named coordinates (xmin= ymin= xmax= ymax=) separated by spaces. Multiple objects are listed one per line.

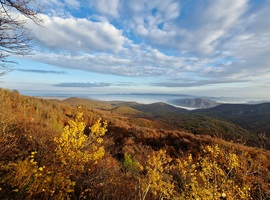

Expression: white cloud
xmin=88 ymin=0 xmax=120 ymax=17
xmin=28 ymin=42 xmax=199 ymax=77
xmin=125 ymin=0 xmax=180 ymax=38
xmin=64 ymin=0 xmax=81 ymax=9
xmin=125 ymin=0 xmax=180 ymax=20
xmin=124 ymin=0 xmax=249 ymax=56
xmin=193 ymin=0 xmax=248 ymax=53
xmin=27 ymin=14 xmax=125 ymax=53
xmin=203 ymin=0 xmax=247 ymax=27
xmin=42 ymin=0 xmax=64 ymax=8
xmin=215 ymin=1 xmax=270 ymax=79
xmin=125 ymin=0 xmax=270 ymax=85
xmin=19 ymin=0 xmax=270 ymax=91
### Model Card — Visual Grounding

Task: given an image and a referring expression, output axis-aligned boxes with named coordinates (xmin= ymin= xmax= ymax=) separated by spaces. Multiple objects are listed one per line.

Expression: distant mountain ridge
xmin=60 ymin=95 xmax=270 ymax=148
xmin=63 ymin=96 xmax=270 ymax=135
xmin=63 ymin=96 xmax=265 ymax=147
xmin=169 ymin=98 xmax=220 ymax=109
xmin=247 ymin=100 xmax=270 ymax=104
xmin=127 ymin=102 xmax=188 ymax=116
xmin=193 ymin=103 xmax=270 ymax=134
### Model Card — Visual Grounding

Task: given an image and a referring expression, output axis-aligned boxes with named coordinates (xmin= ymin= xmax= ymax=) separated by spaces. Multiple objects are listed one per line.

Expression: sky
xmin=1 ymin=0 xmax=270 ymax=103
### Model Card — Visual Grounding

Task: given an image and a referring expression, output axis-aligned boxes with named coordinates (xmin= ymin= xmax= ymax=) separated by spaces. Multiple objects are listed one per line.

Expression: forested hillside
xmin=63 ymin=98 xmax=260 ymax=147
xmin=0 ymin=88 xmax=270 ymax=199
xmin=169 ymin=98 xmax=220 ymax=108
xmin=194 ymin=103 xmax=270 ymax=135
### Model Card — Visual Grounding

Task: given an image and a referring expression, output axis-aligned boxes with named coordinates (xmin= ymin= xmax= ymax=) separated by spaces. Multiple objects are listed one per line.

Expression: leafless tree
xmin=0 ymin=0 xmax=42 ymax=76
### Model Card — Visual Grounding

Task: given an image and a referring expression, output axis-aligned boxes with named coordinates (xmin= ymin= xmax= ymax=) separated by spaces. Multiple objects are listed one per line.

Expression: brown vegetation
xmin=0 ymin=88 xmax=269 ymax=199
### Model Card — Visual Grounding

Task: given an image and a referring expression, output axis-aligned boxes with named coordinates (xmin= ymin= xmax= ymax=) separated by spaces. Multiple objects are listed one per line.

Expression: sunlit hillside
xmin=0 ymin=88 xmax=269 ymax=199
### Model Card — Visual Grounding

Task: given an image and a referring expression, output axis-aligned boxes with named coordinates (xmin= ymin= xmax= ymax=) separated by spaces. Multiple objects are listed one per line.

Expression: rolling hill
xmin=61 ymin=96 xmax=270 ymax=148
xmin=168 ymin=98 xmax=220 ymax=109
xmin=61 ymin=97 xmax=263 ymax=147
xmin=1 ymin=88 xmax=270 ymax=199
xmin=193 ymin=103 xmax=270 ymax=134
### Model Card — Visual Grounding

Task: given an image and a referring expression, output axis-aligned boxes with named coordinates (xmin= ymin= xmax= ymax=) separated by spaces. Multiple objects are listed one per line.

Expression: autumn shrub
xmin=122 ymin=152 xmax=141 ymax=175
xmin=139 ymin=149 xmax=175 ymax=200
xmin=174 ymin=144 xmax=251 ymax=199
xmin=1 ymin=107 xmax=107 ymax=199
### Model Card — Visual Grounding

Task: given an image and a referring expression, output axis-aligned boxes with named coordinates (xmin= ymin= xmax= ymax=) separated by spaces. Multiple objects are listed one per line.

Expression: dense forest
xmin=0 ymin=88 xmax=270 ymax=199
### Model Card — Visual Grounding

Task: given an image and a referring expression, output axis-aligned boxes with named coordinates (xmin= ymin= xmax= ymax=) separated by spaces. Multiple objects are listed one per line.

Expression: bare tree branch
xmin=0 ymin=0 xmax=42 ymax=76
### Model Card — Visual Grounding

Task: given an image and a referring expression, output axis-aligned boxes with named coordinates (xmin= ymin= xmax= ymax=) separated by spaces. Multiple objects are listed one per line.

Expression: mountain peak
xmin=169 ymin=98 xmax=220 ymax=109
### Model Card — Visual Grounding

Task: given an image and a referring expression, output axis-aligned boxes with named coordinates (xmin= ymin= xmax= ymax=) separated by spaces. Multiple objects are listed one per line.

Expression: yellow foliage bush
xmin=140 ymin=149 xmax=175 ymax=200
xmin=2 ymin=107 xmax=107 ymax=199
xmin=175 ymin=145 xmax=251 ymax=200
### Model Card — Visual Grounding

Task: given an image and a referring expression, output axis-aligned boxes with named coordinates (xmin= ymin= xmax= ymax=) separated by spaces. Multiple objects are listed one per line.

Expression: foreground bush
xmin=1 ymin=108 xmax=107 ymax=199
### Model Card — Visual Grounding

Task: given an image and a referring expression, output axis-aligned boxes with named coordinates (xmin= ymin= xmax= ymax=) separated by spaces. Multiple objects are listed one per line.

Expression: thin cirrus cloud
xmin=152 ymin=78 xmax=248 ymax=88
xmin=88 ymin=0 xmax=120 ymax=17
xmin=29 ymin=50 xmax=184 ymax=77
xmin=17 ymin=0 xmax=270 ymax=93
xmin=16 ymin=69 xmax=68 ymax=74
xmin=53 ymin=82 xmax=132 ymax=88
xmin=43 ymin=0 xmax=81 ymax=10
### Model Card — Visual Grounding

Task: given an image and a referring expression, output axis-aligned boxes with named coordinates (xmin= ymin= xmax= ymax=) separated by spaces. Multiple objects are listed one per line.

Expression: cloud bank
xmin=22 ymin=0 xmax=270 ymax=89
xmin=53 ymin=82 xmax=132 ymax=88
xmin=16 ymin=69 xmax=68 ymax=74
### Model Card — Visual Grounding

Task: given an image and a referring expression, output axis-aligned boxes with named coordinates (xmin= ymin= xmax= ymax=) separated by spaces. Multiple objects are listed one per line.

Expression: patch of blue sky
xmin=69 ymin=6 xmax=93 ymax=19
xmin=151 ymin=8 xmax=158 ymax=16
xmin=174 ymin=0 xmax=201 ymax=30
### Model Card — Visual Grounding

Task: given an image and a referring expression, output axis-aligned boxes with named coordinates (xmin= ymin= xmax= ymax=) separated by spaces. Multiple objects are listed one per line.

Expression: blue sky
xmin=1 ymin=0 xmax=270 ymax=103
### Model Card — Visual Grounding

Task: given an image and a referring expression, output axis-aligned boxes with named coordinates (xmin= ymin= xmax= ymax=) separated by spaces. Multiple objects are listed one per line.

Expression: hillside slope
xmin=194 ymin=103 xmax=270 ymax=134
xmin=62 ymin=97 xmax=267 ymax=147
xmin=0 ymin=88 xmax=270 ymax=199
xmin=169 ymin=98 xmax=220 ymax=108
xmin=112 ymin=101 xmax=260 ymax=147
